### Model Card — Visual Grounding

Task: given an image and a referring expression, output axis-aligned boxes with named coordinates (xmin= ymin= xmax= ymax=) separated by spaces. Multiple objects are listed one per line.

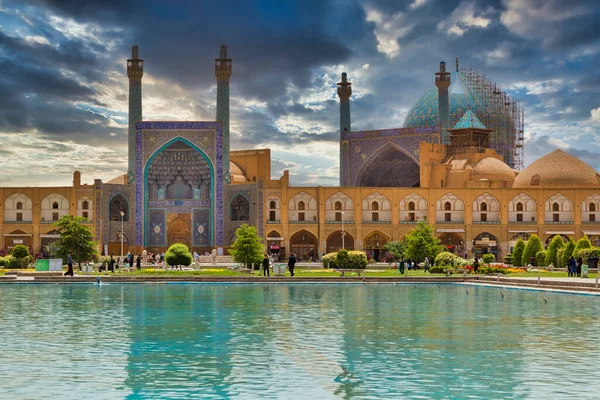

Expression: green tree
xmin=384 ymin=241 xmax=406 ymax=260
xmin=521 ymin=234 xmax=543 ymax=266
xmin=512 ymin=239 xmax=525 ymax=267
xmin=11 ymin=244 xmax=30 ymax=268
xmin=404 ymin=221 xmax=444 ymax=263
xmin=54 ymin=215 xmax=98 ymax=269
xmin=229 ymin=224 xmax=263 ymax=269
xmin=165 ymin=243 xmax=192 ymax=267
xmin=545 ymin=235 xmax=565 ymax=267
xmin=561 ymin=239 xmax=576 ymax=267
xmin=573 ymin=235 xmax=592 ymax=259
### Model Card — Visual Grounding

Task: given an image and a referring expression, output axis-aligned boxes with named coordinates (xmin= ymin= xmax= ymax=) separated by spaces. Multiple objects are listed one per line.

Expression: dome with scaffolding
xmin=403 ymin=67 xmax=524 ymax=170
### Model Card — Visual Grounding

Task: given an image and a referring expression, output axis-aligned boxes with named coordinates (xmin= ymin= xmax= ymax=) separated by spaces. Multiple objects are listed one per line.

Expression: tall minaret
xmin=435 ymin=61 xmax=451 ymax=144
xmin=127 ymin=45 xmax=143 ymax=182
xmin=337 ymin=72 xmax=351 ymax=185
xmin=215 ymin=44 xmax=232 ymax=182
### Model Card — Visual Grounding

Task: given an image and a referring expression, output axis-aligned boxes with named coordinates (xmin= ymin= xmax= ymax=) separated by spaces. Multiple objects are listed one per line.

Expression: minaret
xmin=435 ymin=61 xmax=451 ymax=144
xmin=127 ymin=45 xmax=143 ymax=182
xmin=337 ymin=72 xmax=352 ymax=185
xmin=215 ymin=44 xmax=232 ymax=182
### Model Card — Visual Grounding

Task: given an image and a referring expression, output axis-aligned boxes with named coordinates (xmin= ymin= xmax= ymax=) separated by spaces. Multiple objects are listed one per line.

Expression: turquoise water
xmin=1 ymin=283 xmax=600 ymax=399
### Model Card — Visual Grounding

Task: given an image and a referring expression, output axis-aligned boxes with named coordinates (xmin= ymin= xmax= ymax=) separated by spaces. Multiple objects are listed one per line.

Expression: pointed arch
xmin=545 ymin=193 xmax=573 ymax=223
xmin=41 ymin=193 xmax=69 ymax=222
xmin=582 ymin=193 xmax=600 ymax=222
xmin=472 ymin=192 xmax=500 ymax=223
xmin=399 ymin=192 xmax=427 ymax=223
xmin=288 ymin=192 xmax=318 ymax=223
xmin=325 ymin=191 xmax=354 ymax=223
xmin=289 ymin=229 xmax=318 ymax=261
xmin=508 ymin=192 xmax=536 ymax=223
xmin=229 ymin=193 xmax=250 ymax=221
xmin=109 ymin=193 xmax=129 ymax=222
xmin=4 ymin=193 xmax=33 ymax=223
xmin=435 ymin=193 xmax=464 ymax=223
xmin=326 ymin=231 xmax=355 ymax=253
xmin=355 ymin=143 xmax=420 ymax=187
xmin=362 ymin=192 xmax=391 ymax=223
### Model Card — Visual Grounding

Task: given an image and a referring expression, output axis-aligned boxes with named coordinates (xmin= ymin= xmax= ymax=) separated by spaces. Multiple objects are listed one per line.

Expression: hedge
xmin=482 ymin=253 xmax=495 ymax=264
xmin=536 ymin=250 xmax=547 ymax=267
xmin=322 ymin=250 xmax=367 ymax=269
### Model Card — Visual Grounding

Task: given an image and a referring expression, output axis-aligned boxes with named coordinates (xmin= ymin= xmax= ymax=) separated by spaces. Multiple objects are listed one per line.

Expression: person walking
xmin=288 ymin=253 xmax=297 ymax=277
xmin=398 ymin=257 xmax=405 ymax=274
xmin=568 ymin=256 xmax=576 ymax=277
xmin=129 ymin=254 xmax=134 ymax=270
xmin=577 ymin=256 xmax=583 ymax=277
xmin=262 ymin=254 xmax=270 ymax=277
xmin=109 ymin=254 xmax=116 ymax=273
xmin=473 ymin=257 xmax=479 ymax=274
xmin=424 ymin=256 xmax=430 ymax=273
xmin=64 ymin=252 xmax=74 ymax=277
xmin=136 ymin=254 xmax=142 ymax=271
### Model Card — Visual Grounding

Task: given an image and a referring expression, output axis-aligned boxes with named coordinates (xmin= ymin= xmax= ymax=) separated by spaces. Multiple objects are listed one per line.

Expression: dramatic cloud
xmin=0 ymin=0 xmax=599 ymax=186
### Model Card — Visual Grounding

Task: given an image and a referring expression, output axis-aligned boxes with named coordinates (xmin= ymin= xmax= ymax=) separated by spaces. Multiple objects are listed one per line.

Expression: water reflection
xmin=1 ymin=284 xmax=600 ymax=399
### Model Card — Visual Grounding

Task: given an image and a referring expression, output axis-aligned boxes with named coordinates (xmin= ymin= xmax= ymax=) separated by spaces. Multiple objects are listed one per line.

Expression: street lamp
xmin=341 ymin=211 xmax=345 ymax=249
xmin=120 ymin=210 xmax=124 ymax=270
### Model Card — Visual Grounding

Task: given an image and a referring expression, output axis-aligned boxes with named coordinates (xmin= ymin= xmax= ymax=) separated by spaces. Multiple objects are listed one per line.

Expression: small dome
xmin=513 ymin=149 xmax=600 ymax=188
xmin=230 ymin=161 xmax=248 ymax=184
xmin=472 ymin=157 xmax=515 ymax=181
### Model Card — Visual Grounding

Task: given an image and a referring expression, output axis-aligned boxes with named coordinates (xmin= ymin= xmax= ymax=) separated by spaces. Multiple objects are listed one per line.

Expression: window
xmin=335 ymin=201 xmax=342 ymax=210
xmin=481 ymin=213 xmax=487 ymax=222
xmin=372 ymin=212 xmax=379 ymax=222
xmin=109 ymin=194 xmax=128 ymax=222
xmin=52 ymin=212 xmax=59 ymax=221
xmin=82 ymin=201 xmax=89 ymax=210
xmin=517 ymin=213 xmax=523 ymax=222
xmin=553 ymin=213 xmax=559 ymax=222
xmin=445 ymin=213 xmax=451 ymax=222
xmin=269 ymin=210 xmax=276 ymax=221
xmin=372 ymin=201 xmax=379 ymax=211
xmin=269 ymin=200 xmax=276 ymax=209
xmin=230 ymin=195 xmax=250 ymax=221
xmin=530 ymin=174 xmax=541 ymax=186
xmin=16 ymin=212 xmax=22 ymax=222
xmin=83 ymin=211 xmax=89 ymax=219
xmin=590 ymin=214 xmax=596 ymax=222
xmin=480 ymin=202 xmax=488 ymax=211
xmin=552 ymin=202 xmax=559 ymax=212
xmin=298 ymin=201 xmax=305 ymax=211
xmin=408 ymin=202 xmax=415 ymax=211
xmin=52 ymin=202 xmax=59 ymax=209
xmin=444 ymin=201 xmax=452 ymax=211
xmin=16 ymin=202 xmax=23 ymax=210
xmin=409 ymin=212 xmax=415 ymax=222
xmin=335 ymin=212 xmax=342 ymax=222
xmin=591 ymin=203 xmax=596 ymax=212
xmin=298 ymin=212 xmax=305 ymax=222
xmin=516 ymin=202 xmax=524 ymax=212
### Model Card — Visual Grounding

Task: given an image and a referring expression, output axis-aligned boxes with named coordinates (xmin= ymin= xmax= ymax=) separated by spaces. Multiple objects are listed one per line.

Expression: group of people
xmin=99 ymin=253 xmax=143 ymax=272
xmin=261 ymin=253 xmax=297 ymax=277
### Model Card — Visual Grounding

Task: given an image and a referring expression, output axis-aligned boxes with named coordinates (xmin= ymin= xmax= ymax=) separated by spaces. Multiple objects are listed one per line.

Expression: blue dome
xmin=403 ymin=72 xmax=482 ymax=129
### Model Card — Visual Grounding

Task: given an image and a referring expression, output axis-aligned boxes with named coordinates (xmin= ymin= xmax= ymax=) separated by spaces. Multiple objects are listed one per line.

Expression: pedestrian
xmin=473 ymin=257 xmax=479 ymax=274
xmin=398 ymin=257 xmax=405 ymax=274
xmin=129 ymin=254 xmax=134 ymax=270
xmin=568 ymin=256 xmax=576 ymax=277
xmin=424 ymin=256 xmax=430 ymax=273
xmin=407 ymin=258 xmax=412 ymax=271
xmin=288 ymin=253 xmax=297 ymax=277
xmin=262 ymin=254 xmax=270 ymax=277
xmin=64 ymin=252 xmax=74 ymax=277
xmin=136 ymin=254 xmax=141 ymax=271
xmin=109 ymin=254 xmax=116 ymax=273
xmin=577 ymin=256 xmax=583 ymax=277
xmin=530 ymin=255 xmax=536 ymax=267
xmin=464 ymin=251 xmax=468 ymax=259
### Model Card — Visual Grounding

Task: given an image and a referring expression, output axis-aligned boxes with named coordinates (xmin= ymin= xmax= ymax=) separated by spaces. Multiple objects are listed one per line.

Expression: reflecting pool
xmin=1 ymin=283 xmax=599 ymax=399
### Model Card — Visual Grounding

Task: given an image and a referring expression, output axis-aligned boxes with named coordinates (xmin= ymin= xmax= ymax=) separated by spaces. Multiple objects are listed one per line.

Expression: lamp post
xmin=120 ymin=211 xmax=124 ymax=270
xmin=341 ymin=211 xmax=345 ymax=249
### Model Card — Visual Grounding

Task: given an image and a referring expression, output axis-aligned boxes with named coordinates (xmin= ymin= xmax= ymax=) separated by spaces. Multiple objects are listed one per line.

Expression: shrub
xmin=5 ymin=256 xmax=20 ymax=269
xmin=573 ymin=236 xmax=592 ymax=259
xmin=535 ymin=250 xmax=547 ymax=267
xmin=12 ymin=245 xmax=29 ymax=260
xmin=577 ymin=247 xmax=600 ymax=263
xmin=556 ymin=248 xmax=565 ymax=268
xmin=165 ymin=243 xmax=192 ymax=267
xmin=482 ymin=253 xmax=495 ymax=264
xmin=384 ymin=252 xmax=396 ymax=265
xmin=545 ymin=235 xmax=565 ymax=267
xmin=458 ymin=257 xmax=474 ymax=267
xmin=522 ymin=235 xmax=543 ymax=266
xmin=479 ymin=265 xmax=510 ymax=275
xmin=504 ymin=253 xmax=513 ymax=265
xmin=322 ymin=252 xmax=337 ymax=269
xmin=561 ymin=239 xmax=576 ymax=268
xmin=512 ymin=239 xmax=525 ymax=267
xmin=434 ymin=252 xmax=461 ymax=267
xmin=429 ymin=265 xmax=445 ymax=274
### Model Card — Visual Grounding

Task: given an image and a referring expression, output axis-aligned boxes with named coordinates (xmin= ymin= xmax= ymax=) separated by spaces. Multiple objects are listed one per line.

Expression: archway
xmin=230 ymin=194 xmax=249 ymax=221
xmin=289 ymin=230 xmax=318 ymax=261
xmin=326 ymin=231 xmax=355 ymax=253
xmin=167 ymin=215 xmax=191 ymax=249
xmin=267 ymin=230 xmax=284 ymax=260
xmin=4 ymin=229 xmax=31 ymax=253
xmin=363 ymin=231 xmax=389 ymax=262
xmin=109 ymin=194 xmax=129 ymax=222
xmin=357 ymin=146 xmax=420 ymax=187
xmin=472 ymin=232 xmax=499 ymax=259
xmin=438 ymin=233 xmax=464 ymax=254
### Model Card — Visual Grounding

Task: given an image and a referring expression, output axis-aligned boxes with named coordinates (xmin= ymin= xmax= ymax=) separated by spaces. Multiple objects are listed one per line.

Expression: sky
xmin=0 ymin=0 xmax=599 ymax=187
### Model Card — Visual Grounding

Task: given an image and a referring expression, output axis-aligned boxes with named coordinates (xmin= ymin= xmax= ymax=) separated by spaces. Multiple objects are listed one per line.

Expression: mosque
xmin=2 ymin=45 xmax=600 ymax=261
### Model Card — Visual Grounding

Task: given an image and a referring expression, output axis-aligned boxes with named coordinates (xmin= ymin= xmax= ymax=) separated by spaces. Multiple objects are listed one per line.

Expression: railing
xmin=435 ymin=220 xmax=465 ymax=224
xmin=362 ymin=220 xmax=391 ymax=224
xmin=80 ymin=220 xmax=93 ymax=224
xmin=508 ymin=220 xmax=536 ymax=224
xmin=473 ymin=221 xmax=500 ymax=224
xmin=266 ymin=220 xmax=280 ymax=224
xmin=4 ymin=220 xmax=32 ymax=224
xmin=40 ymin=220 xmax=57 ymax=224
xmin=399 ymin=221 xmax=419 ymax=224
xmin=325 ymin=220 xmax=355 ymax=224
xmin=544 ymin=221 xmax=574 ymax=224
xmin=581 ymin=221 xmax=600 ymax=224
xmin=288 ymin=220 xmax=318 ymax=224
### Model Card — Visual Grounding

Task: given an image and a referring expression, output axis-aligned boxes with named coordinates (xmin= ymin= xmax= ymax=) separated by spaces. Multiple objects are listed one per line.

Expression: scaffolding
xmin=457 ymin=68 xmax=524 ymax=170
